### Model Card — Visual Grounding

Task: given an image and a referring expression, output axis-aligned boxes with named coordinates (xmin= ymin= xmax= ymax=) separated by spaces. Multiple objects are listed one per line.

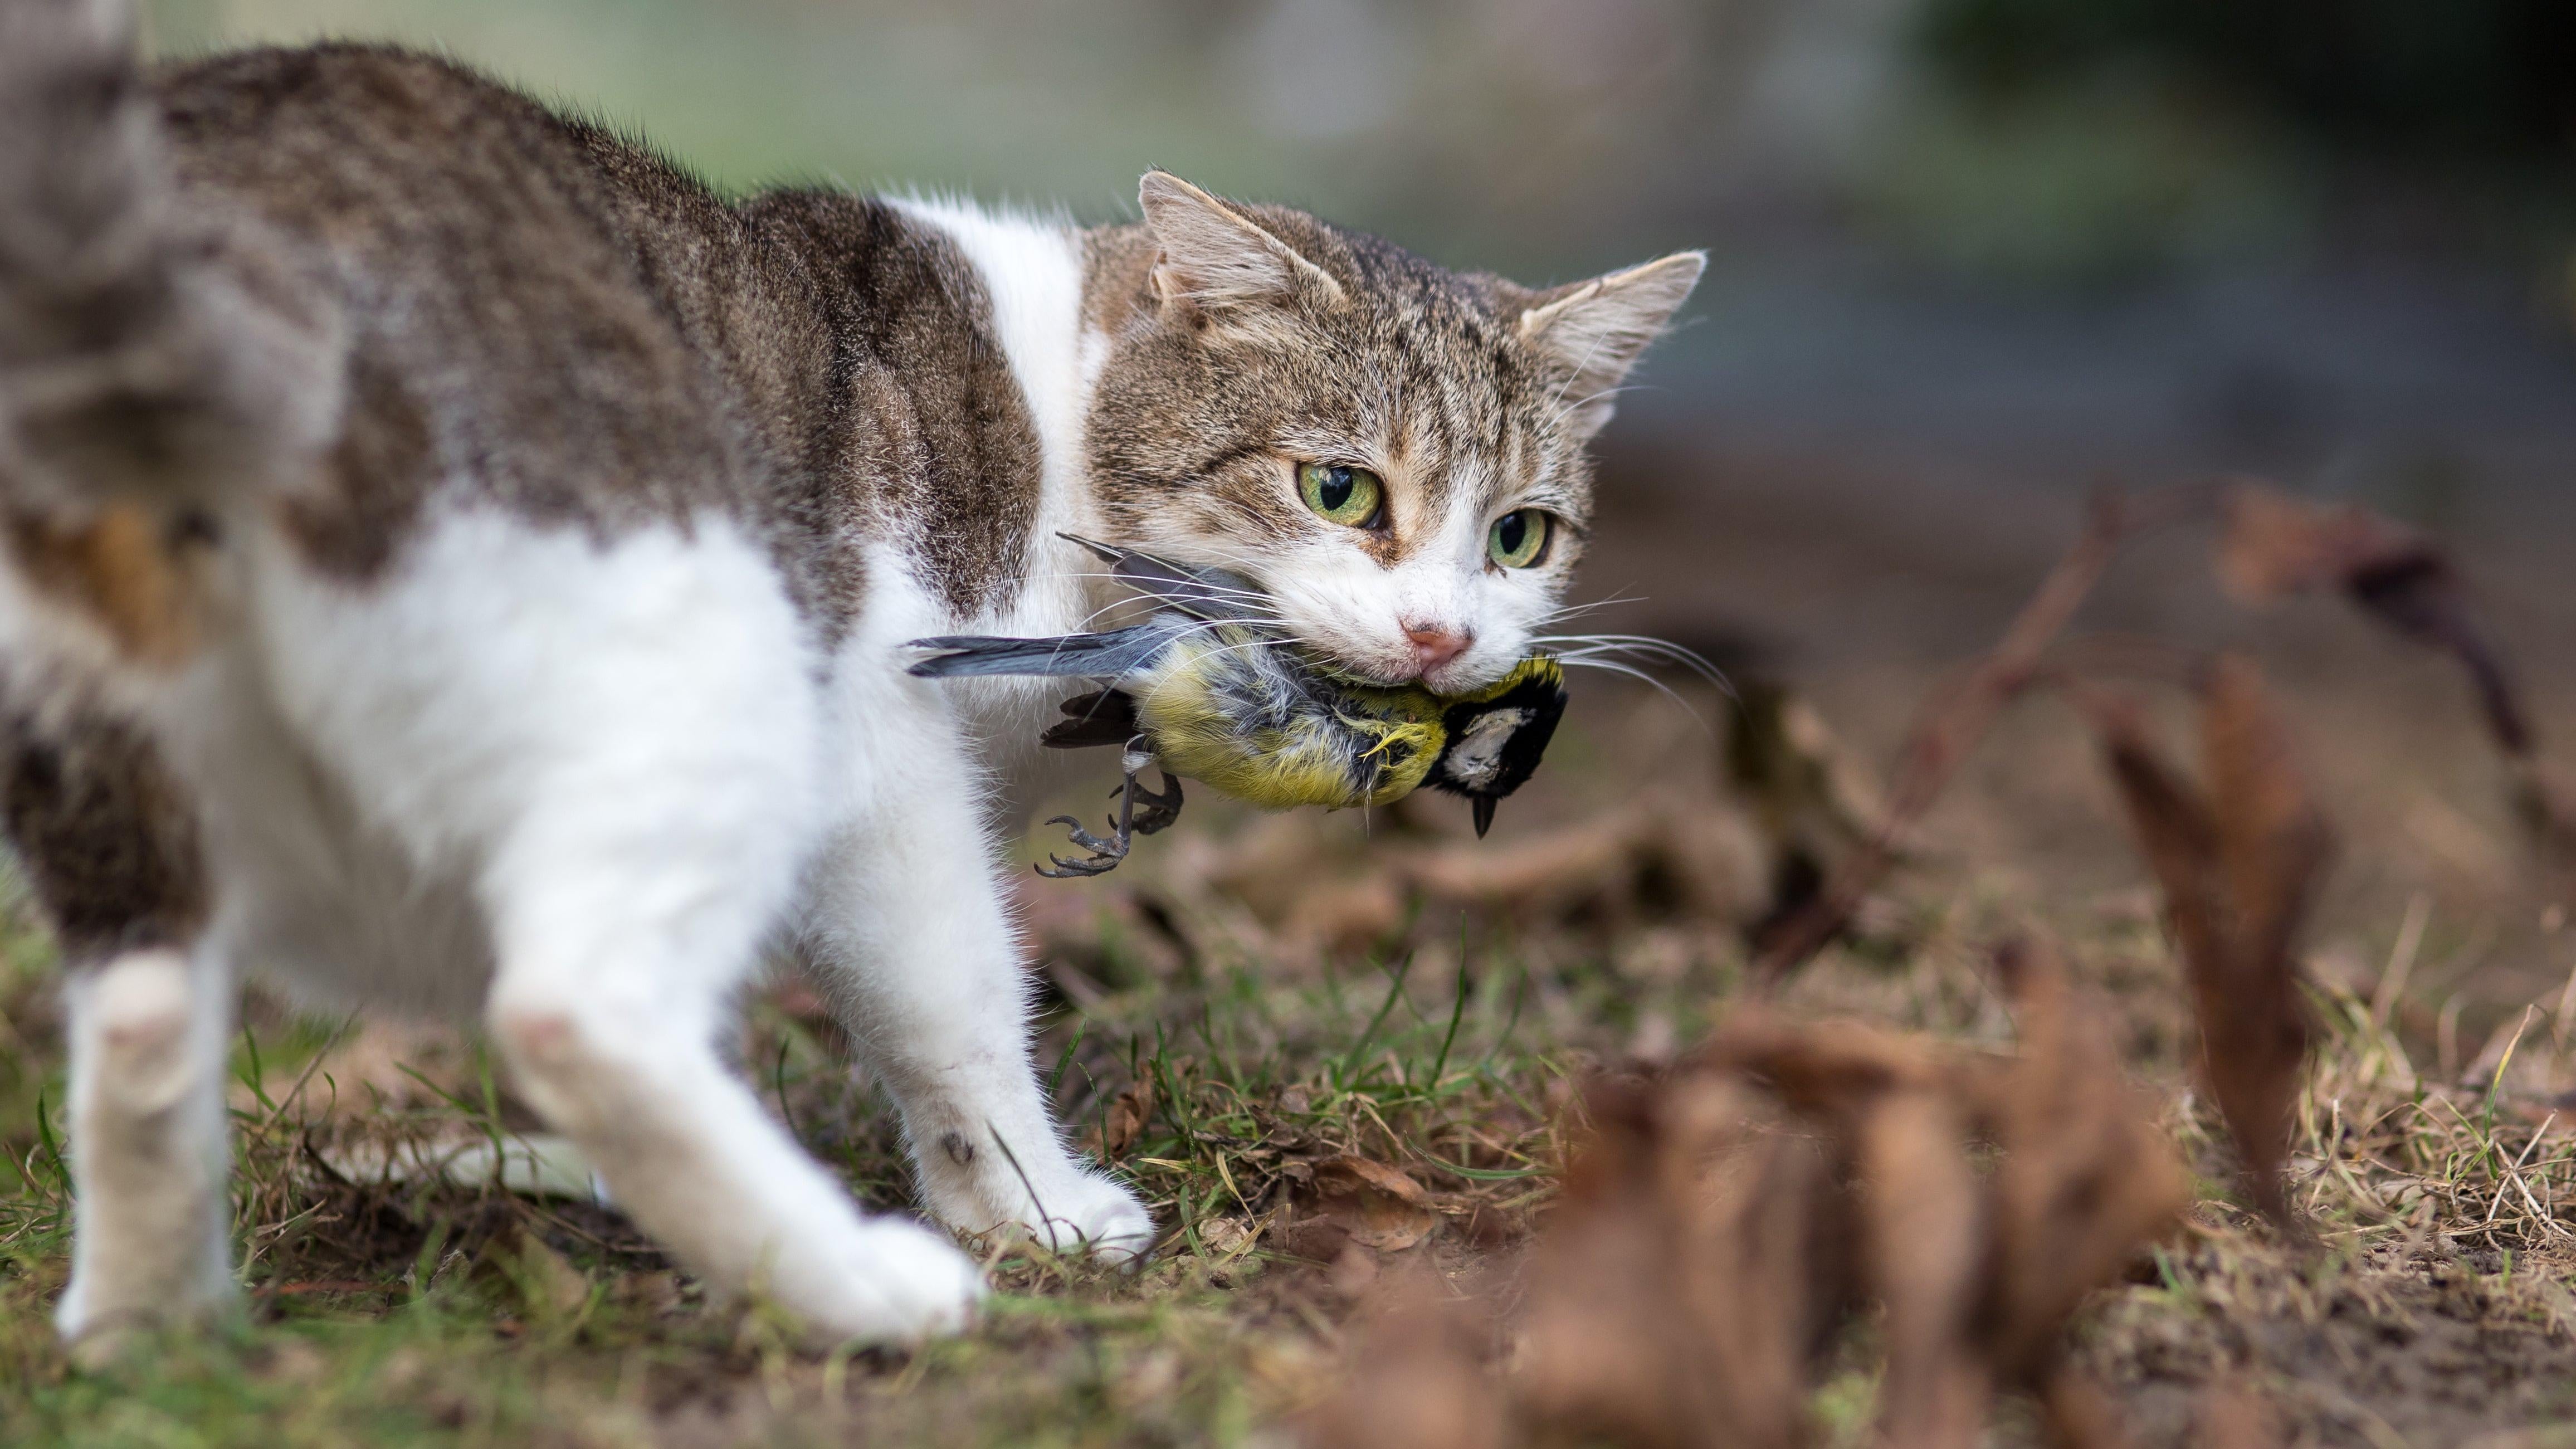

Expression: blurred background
xmin=134 ymin=0 xmax=2576 ymax=980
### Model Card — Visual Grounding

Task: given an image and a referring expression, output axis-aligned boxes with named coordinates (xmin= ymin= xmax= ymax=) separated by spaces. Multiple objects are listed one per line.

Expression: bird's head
xmin=1423 ymin=656 xmax=1569 ymax=837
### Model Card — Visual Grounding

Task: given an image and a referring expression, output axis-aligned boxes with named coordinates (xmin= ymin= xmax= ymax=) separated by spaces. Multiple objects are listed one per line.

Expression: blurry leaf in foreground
xmin=1317 ymin=948 xmax=2185 ymax=1448
xmin=1302 ymin=1273 xmax=1507 ymax=1449
xmin=1981 ymin=939 xmax=2194 ymax=1411
xmin=1514 ymin=1069 xmax=1840 ymax=1449
xmin=2084 ymin=655 xmax=2322 ymax=1229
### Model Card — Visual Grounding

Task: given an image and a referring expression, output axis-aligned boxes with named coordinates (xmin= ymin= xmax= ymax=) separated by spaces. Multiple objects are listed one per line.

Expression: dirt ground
xmin=2 ymin=440 xmax=2572 ymax=1447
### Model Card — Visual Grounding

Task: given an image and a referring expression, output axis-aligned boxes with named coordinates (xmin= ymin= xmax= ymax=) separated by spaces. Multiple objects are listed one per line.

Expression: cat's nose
xmin=1402 ymin=622 xmax=1472 ymax=677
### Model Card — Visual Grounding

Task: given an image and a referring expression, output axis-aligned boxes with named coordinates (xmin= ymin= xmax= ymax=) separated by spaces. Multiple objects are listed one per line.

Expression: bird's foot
xmin=1035 ymin=738 xmax=1178 ymax=877
xmin=1125 ymin=769 xmax=1184 ymax=836
xmin=1036 ymin=813 xmax=1131 ymax=877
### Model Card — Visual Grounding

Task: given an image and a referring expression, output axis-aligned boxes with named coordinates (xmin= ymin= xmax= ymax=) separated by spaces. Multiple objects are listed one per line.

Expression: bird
xmin=906 ymin=537 xmax=1569 ymax=876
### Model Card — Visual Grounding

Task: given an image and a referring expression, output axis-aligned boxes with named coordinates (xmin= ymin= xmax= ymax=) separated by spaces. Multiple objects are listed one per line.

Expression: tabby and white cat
xmin=0 ymin=0 xmax=1700 ymax=1345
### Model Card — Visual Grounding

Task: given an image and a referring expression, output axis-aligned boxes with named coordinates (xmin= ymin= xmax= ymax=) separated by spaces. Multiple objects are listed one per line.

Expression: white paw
xmin=55 ymin=1263 xmax=234 ymax=1361
xmin=778 ymin=1218 xmax=985 ymax=1346
xmin=1013 ymin=1168 xmax=1159 ymax=1265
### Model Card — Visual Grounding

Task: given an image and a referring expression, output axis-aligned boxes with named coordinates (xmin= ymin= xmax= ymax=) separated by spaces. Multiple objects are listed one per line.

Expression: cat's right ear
xmin=1139 ymin=170 xmax=1344 ymax=319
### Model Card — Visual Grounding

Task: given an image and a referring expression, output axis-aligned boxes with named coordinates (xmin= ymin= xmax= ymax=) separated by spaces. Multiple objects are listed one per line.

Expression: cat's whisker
xmin=1535 ymin=593 xmax=1647 ymax=626
xmin=1534 ymin=633 xmax=1731 ymax=694
xmin=1552 ymin=655 xmax=1707 ymax=725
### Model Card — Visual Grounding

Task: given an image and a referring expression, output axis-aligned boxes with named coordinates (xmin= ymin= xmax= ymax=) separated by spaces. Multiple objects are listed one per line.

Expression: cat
xmin=0 ymin=0 xmax=1701 ymax=1348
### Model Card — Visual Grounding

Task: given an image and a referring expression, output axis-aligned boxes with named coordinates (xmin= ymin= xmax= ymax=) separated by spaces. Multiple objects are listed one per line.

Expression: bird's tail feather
xmin=905 ymin=622 xmax=1183 ymax=681
xmin=0 ymin=0 xmax=341 ymax=516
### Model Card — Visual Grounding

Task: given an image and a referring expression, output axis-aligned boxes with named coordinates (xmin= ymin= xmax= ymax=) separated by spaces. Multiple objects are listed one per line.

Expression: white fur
xmin=54 ymin=947 xmax=235 ymax=1354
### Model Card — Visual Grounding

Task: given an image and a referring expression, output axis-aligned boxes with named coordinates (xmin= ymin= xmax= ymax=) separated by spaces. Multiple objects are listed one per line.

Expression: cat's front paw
xmin=781 ymin=1218 xmax=986 ymax=1346
xmin=1025 ymin=1169 xmax=1158 ymax=1265
xmin=929 ymin=1155 xmax=1158 ymax=1265
xmin=55 ymin=1272 xmax=235 ymax=1367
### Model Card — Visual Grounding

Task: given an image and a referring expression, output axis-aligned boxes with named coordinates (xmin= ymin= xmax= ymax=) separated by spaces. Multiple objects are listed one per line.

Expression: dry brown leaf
xmin=1280 ymin=1154 xmax=1441 ymax=1258
xmin=1515 ymin=1072 xmax=1832 ymax=1449
xmin=2084 ymin=661 xmax=2322 ymax=1230
xmin=2197 ymin=656 xmax=2325 ymax=1223
xmin=1983 ymin=940 xmax=2193 ymax=1381
xmin=1304 ymin=1275 xmax=1507 ymax=1449
xmin=1318 ymin=970 xmax=2185 ymax=1449
xmin=2215 ymin=483 xmax=2426 ymax=605
xmin=1856 ymin=1087 xmax=1990 ymax=1449
xmin=2220 ymin=481 xmax=2545 ymax=813
xmin=1088 ymin=1076 xmax=1154 ymax=1162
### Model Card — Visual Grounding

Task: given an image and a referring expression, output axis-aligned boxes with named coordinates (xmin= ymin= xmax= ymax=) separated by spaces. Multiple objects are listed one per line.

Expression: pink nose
xmin=1403 ymin=622 xmax=1472 ymax=676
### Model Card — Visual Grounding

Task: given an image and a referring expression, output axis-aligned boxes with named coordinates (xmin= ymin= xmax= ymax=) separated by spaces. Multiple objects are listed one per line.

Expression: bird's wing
xmin=905 ymin=620 xmax=1192 ymax=681
xmin=1039 ymin=690 xmax=1143 ymax=749
xmin=1059 ymin=533 xmax=1270 ymax=623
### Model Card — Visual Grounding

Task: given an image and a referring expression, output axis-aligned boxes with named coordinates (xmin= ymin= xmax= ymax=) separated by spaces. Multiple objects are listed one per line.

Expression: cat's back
xmin=148 ymin=45 xmax=760 ymax=567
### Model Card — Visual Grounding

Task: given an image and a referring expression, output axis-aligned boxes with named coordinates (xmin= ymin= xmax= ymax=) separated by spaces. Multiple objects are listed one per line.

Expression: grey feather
xmin=905 ymin=618 xmax=1195 ymax=681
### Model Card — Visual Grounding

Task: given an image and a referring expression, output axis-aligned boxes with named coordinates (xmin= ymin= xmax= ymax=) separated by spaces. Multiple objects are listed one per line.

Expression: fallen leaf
xmin=1515 ymin=1070 xmax=1832 ymax=1449
xmin=1089 ymin=1076 xmax=1154 ymax=1162
xmin=1981 ymin=940 xmax=2193 ymax=1382
xmin=1283 ymin=1154 xmax=1440 ymax=1258
xmin=2082 ymin=659 xmax=2323 ymax=1230
xmin=1311 ymin=963 xmax=2187 ymax=1449
xmin=1304 ymin=1273 xmax=1506 ymax=1449
xmin=2221 ymin=482 xmax=2557 ymax=854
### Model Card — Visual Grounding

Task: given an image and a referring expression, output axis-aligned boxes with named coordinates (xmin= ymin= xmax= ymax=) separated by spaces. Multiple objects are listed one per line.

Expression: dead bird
xmin=908 ymin=539 xmax=1568 ymax=875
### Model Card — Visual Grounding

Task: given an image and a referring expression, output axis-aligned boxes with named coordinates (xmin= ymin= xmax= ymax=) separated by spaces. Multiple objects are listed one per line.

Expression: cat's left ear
xmin=1516 ymin=251 xmax=1705 ymax=438
xmin=1139 ymin=170 xmax=1345 ymax=318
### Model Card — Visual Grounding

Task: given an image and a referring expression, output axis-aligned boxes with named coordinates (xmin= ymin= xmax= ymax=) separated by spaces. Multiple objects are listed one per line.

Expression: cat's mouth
xmin=1323 ymin=646 xmax=1504 ymax=696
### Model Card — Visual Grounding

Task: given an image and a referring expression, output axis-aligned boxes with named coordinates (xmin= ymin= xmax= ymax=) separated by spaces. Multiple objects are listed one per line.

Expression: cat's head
xmin=1084 ymin=171 xmax=1700 ymax=695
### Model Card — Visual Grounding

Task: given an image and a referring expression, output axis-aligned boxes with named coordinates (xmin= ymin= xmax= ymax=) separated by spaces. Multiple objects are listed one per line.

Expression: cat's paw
xmin=55 ymin=1277 xmax=233 ymax=1367
xmin=782 ymin=1218 xmax=985 ymax=1346
xmin=1016 ymin=1169 xmax=1159 ymax=1265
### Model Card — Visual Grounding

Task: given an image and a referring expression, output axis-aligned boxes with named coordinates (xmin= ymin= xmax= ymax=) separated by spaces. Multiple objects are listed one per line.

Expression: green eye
xmin=1488 ymin=509 xmax=1550 ymax=568
xmin=1297 ymin=462 xmax=1383 ymax=528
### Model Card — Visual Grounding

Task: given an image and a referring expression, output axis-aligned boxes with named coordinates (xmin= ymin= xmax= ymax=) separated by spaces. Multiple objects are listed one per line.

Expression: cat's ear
xmin=1517 ymin=251 xmax=1705 ymax=438
xmin=1139 ymin=170 xmax=1344 ymax=317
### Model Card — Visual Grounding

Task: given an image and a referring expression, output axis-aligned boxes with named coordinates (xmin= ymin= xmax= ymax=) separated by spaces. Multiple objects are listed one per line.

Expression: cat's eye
xmin=1297 ymin=462 xmax=1383 ymax=529
xmin=1487 ymin=509 xmax=1552 ymax=568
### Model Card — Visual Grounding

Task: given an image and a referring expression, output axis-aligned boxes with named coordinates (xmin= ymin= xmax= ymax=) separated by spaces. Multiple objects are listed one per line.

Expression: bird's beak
xmin=1472 ymin=796 xmax=1497 ymax=838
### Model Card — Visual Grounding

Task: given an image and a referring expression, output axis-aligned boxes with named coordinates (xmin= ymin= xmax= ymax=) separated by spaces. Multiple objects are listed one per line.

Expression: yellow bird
xmin=908 ymin=539 xmax=1568 ymax=875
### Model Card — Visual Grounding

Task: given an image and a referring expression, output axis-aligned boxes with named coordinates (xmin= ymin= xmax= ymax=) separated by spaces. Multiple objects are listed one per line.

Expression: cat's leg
xmin=0 ymin=700 xmax=235 ymax=1350
xmin=801 ymin=694 xmax=1157 ymax=1261
xmin=469 ymin=713 xmax=983 ymax=1345
xmin=54 ymin=945 xmax=236 ymax=1352
xmin=305 ymin=520 xmax=992 ymax=1345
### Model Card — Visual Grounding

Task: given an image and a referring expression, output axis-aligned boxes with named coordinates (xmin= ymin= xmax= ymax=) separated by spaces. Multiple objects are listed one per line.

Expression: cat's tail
xmin=0 ymin=0 xmax=340 ymax=520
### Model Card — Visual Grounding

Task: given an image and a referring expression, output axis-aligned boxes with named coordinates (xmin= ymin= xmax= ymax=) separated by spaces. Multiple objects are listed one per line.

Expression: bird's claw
xmin=1035 ymin=738 xmax=1179 ymax=878
xmin=1036 ymin=812 xmax=1130 ymax=877
xmin=1121 ymin=771 xmax=1184 ymax=836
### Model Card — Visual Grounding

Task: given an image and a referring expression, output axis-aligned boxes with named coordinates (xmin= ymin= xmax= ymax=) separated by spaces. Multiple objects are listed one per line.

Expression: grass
xmin=3 ymin=692 xmax=2575 ymax=1446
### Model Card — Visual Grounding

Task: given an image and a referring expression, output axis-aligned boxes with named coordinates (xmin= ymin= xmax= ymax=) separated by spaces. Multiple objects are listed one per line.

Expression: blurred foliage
xmin=133 ymin=0 xmax=2576 ymax=290
xmin=1919 ymin=0 xmax=2576 ymax=160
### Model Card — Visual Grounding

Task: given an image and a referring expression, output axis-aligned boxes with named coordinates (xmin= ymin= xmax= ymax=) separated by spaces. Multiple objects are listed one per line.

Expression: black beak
xmin=1472 ymin=796 xmax=1497 ymax=838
